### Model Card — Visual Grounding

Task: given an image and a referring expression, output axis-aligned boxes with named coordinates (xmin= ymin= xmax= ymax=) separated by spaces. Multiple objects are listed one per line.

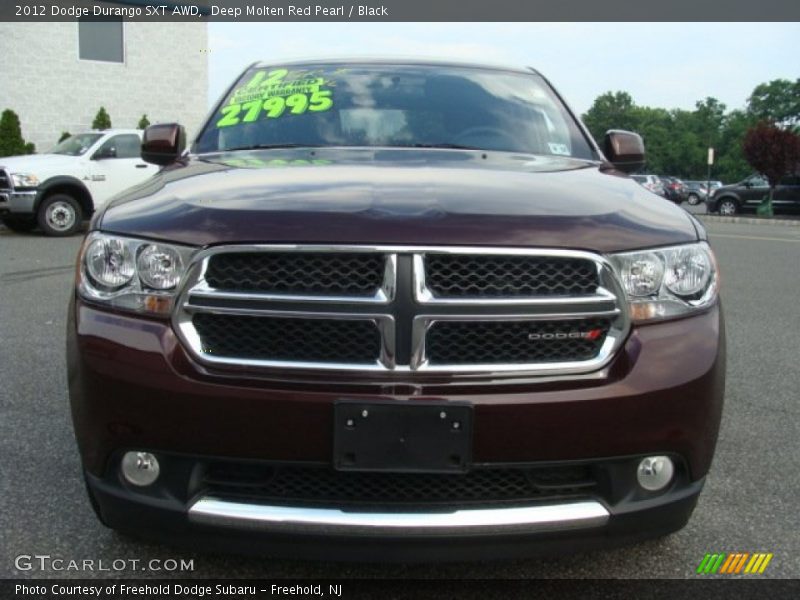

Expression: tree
xmin=742 ymin=121 xmax=800 ymax=216
xmin=0 ymin=109 xmax=35 ymax=157
xmin=137 ymin=114 xmax=150 ymax=130
xmin=693 ymin=97 xmax=726 ymax=151
xmin=715 ymin=110 xmax=759 ymax=183
xmin=58 ymin=131 xmax=71 ymax=143
xmin=92 ymin=107 xmax=112 ymax=130
xmin=747 ymin=79 xmax=800 ymax=127
xmin=582 ymin=92 xmax=638 ymax=143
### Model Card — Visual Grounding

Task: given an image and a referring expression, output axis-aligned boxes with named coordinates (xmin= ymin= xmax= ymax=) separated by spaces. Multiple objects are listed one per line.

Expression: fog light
xmin=121 ymin=451 xmax=160 ymax=486
xmin=636 ymin=455 xmax=674 ymax=491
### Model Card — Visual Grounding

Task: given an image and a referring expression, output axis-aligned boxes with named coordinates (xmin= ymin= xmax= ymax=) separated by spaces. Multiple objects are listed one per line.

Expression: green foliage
xmin=582 ymin=91 xmax=637 ymax=140
xmin=92 ymin=107 xmax=112 ymax=130
xmin=137 ymin=114 xmax=150 ymax=130
xmin=0 ymin=109 xmax=35 ymax=157
xmin=581 ymin=82 xmax=790 ymax=183
xmin=715 ymin=110 xmax=759 ymax=184
xmin=747 ymin=79 xmax=800 ymax=127
xmin=58 ymin=131 xmax=71 ymax=143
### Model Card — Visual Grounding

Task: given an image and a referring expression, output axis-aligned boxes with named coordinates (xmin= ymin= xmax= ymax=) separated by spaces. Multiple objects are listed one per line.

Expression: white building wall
xmin=0 ymin=21 xmax=208 ymax=152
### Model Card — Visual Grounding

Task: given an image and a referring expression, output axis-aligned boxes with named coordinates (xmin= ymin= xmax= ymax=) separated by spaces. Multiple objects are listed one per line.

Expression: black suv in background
xmin=708 ymin=174 xmax=800 ymax=215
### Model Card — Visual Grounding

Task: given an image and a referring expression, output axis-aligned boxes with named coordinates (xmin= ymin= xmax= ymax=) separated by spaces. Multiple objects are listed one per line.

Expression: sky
xmin=207 ymin=22 xmax=799 ymax=115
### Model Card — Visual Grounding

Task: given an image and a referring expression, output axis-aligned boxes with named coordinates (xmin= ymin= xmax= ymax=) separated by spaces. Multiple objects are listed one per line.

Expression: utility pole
xmin=706 ymin=147 xmax=714 ymax=202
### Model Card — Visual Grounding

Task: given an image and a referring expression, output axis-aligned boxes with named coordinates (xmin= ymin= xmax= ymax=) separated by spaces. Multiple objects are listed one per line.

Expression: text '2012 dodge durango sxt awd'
xmin=67 ymin=60 xmax=725 ymax=561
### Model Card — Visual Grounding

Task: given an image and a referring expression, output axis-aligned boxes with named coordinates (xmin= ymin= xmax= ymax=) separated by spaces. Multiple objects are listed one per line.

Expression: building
xmin=0 ymin=18 xmax=208 ymax=152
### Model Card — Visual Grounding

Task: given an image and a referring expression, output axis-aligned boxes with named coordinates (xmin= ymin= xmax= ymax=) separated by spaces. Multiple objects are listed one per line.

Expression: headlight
xmin=10 ymin=172 xmax=40 ymax=188
xmin=78 ymin=232 xmax=195 ymax=315
xmin=85 ymin=237 xmax=135 ymax=289
xmin=137 ymin=244 xmax=184 ymax=290
xmin=609 ymin=242 xmax=718 ymax=323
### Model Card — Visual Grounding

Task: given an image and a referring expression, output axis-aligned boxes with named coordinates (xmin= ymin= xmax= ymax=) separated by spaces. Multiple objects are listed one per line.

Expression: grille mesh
xmin=193 ymin=314 xmax=381 ymax=364
xmin=426 ymin=319 xmax=610 ymax=365
xmin=425 ymin=254 xmax=598 ymax=298
xmin=203 ymin=463 xmax=596 ymax=508
xmin=205 ymin=252 xmax=385 ymax=296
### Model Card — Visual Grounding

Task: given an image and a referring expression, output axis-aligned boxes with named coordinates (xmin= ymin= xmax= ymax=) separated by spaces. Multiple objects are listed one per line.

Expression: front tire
xmin=687 ymin=193 xmax=701 ymax=206
xmin=718 ymin=198 xmax=738 ymax=216
xmin=1 ymin=216 xmax=37 ymax=233
xmin=37 ymin=194 xmax=82 ymax=236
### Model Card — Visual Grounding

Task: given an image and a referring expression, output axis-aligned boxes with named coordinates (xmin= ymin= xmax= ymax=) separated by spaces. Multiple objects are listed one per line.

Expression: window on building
xmin=78 ymin=20 xmax=124 ymax=63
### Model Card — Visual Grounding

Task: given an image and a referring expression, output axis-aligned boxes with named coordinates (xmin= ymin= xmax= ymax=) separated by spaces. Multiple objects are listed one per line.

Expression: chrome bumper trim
xmin=188 ymin=497 xmax=610 ymax=535
xmin=2 ymin=190 xmax=37 ymax=213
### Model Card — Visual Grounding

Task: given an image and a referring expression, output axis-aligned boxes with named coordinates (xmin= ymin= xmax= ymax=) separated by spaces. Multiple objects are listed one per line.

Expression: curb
xmin=696 ymin=214 xmax=800 ymax=227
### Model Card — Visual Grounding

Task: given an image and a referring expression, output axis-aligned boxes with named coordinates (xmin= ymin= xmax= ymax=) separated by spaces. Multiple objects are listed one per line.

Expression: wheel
xmin=687 ymin=193 xmax=700 ymax=206
xmin=1 ymin=215 xmax=37 ymax=233
xmin=37 ymin=193 xmax=82 ymax=236
xmin=718 ymin=198 xmax=738 ymax=216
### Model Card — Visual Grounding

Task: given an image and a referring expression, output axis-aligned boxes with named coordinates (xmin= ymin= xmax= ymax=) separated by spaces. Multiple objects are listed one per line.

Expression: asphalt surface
xmin=1 ymin=216 xmax=799 ymax=579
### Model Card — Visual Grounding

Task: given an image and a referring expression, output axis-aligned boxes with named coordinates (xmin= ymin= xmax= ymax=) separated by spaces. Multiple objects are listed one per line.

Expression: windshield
xmin=195 ymin=64 xmax=595 ymax=158
xmin=51 ymin=134 xmax=103 ymax=156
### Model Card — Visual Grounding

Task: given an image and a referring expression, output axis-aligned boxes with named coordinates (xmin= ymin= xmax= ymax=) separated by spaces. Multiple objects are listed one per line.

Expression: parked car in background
xmin=0 ymin=129 xmax=156 ymax=236
xmin=707 ymin=174 xmax=800 ymax=215
xmin=659 ymin=177 xmax=687 ymax=204
xmin=631 ymin=174 xmax=666 ymax=197
xmin=683 ymin=181 xmax=709 ymax=206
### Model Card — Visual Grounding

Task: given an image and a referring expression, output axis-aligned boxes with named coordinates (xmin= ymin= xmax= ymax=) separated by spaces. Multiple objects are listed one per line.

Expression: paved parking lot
xmin=1 ymin=218 xmax=798 ymax=579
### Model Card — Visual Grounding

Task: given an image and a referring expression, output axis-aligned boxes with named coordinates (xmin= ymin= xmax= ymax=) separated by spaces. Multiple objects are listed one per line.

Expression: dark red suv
xmin=67 ymin=60 xmax=725 ymax=561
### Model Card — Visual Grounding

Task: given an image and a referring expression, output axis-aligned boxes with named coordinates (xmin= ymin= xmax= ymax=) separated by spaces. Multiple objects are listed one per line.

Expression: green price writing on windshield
xmin=216 ymin=91 xmax=333 ymax=127
xmin=217 ymin=69 xmax=335 ymax=128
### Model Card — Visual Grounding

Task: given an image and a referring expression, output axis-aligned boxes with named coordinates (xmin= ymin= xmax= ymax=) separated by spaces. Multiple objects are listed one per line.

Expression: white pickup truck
xmin=0 ymin=129 xmax=156 ymax=236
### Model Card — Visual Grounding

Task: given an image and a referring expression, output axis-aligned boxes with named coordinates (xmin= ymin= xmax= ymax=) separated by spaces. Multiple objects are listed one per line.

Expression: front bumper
xmin=0 ymin=189 xmax=37 ymax=214
xmin=85 ymin=462 xmax=703 ymax=561
xmin=68 ymin=295 xmax=724 ymax=558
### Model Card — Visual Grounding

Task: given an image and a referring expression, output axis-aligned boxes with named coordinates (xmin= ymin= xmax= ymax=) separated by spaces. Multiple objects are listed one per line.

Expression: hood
xmin=0 ymin=153 xmax=78 ymax=174
xmin=99 ymin=148 xmax=698 ymax=253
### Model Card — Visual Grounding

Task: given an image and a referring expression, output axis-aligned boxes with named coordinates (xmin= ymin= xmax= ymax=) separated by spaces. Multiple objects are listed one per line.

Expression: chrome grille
xmin=193 ymin=313 xmax=381 ymax=364
xmin=205 ymin=252 xmax=386 ymax=297
xmin=425 ymin=254 xmax=598 ymax=298
xmin=174 ymin=246 xmax=629 ymax=379
xmin=426 ymin=318 xmax=611 ymax=365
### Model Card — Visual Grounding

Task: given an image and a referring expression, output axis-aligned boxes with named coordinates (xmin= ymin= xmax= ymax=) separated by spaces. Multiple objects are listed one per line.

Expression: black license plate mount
xmin=333 ymin=401 xmax=473 ymax=473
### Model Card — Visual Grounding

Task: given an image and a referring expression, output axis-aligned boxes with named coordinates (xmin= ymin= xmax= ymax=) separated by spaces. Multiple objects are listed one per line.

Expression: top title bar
xmin=3 ymin=0 xmax=800 ymax=21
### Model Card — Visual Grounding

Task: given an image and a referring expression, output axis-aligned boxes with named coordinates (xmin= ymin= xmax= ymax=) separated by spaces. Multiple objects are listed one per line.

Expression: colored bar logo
xmin=696 ymin=552 xmax=773 ymax=574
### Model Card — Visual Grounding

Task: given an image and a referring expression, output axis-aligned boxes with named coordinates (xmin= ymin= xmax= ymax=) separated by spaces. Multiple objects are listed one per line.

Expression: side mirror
xmin=603 ymin=130 xmax=645 ymax=173
xmin=142 ymin=123 xmax=186 ymax=166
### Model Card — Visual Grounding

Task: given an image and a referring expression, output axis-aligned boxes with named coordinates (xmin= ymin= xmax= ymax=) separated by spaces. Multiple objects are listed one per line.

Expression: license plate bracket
xmin=333 ymin=401 xmax=473 ymax=473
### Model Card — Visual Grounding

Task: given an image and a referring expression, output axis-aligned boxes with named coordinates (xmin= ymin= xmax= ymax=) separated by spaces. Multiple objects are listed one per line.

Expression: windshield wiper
xmin=223 ymin=143 xmax=323 ymax=152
